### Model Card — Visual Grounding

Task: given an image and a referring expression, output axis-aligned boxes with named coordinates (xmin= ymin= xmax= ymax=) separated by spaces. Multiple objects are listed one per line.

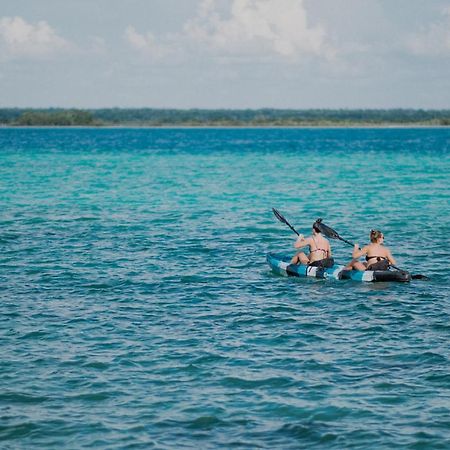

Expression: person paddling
xmin=345 ymin=229 xmax=396 ymax=271
xmin=291 ymin=219 xmax=334 ymax=268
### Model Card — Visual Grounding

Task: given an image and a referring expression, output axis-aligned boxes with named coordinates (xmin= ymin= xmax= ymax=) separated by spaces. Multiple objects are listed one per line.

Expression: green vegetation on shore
xmin=0 ymin=108 xmax=449 ymax=127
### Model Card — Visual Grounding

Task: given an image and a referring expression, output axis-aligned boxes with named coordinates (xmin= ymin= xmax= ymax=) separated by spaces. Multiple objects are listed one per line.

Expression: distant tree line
xmin=0 ymin=109 xmax=96 ymax=126
xmin=0 ymin=108 xmax=449 ymax=126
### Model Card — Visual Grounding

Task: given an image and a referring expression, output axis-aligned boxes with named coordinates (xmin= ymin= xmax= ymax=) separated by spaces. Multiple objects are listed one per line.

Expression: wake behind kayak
xmin=267 ymin=252 xmax=412 ymax=283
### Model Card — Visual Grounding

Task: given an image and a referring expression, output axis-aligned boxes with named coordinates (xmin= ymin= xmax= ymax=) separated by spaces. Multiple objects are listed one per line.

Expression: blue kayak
xmin=267 ymin=252 xmax=411 ymax=283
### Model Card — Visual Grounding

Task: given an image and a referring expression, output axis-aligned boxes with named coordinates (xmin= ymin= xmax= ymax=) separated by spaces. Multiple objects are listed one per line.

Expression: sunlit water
xmin=1 ymin=127 xmax=449 ymax=449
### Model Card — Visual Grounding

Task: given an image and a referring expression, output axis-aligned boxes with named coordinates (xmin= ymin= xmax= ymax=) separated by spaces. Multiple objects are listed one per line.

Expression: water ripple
xmin=1 ymin=128 xmax=449 ymax=449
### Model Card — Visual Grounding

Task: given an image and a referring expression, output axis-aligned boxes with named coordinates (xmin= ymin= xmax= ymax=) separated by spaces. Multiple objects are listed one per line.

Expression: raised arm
xmin=352 ymin=244 xmax=368 ymax=259
xmin=294 ymin=234 xmax=311 ymax=249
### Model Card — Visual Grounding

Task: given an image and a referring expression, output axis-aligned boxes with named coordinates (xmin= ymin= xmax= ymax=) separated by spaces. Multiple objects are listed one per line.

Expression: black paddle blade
xmin=315 ymin=220 xmax=340 ymax=240
xmin=314 ymin=219 xmax=355 ymax=246
xmin=412 ymin=274 xmax=429 ymax=280
xmin=272 ymin=208 xmax=287 ymax=224
xmin=272 ymin=208 xmax=300 ymax=236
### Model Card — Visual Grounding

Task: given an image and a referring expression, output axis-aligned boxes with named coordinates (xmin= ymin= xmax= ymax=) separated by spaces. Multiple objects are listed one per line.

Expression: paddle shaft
xmin=338 ymin=236 xmax=355 ymax=246
xmin=284 ymin=221 xmax=300 ymax=236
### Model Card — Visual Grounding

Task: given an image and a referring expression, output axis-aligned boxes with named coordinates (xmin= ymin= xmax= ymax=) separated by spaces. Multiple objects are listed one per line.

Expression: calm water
xmin=1 ymin=127 xmax=449 ymax=449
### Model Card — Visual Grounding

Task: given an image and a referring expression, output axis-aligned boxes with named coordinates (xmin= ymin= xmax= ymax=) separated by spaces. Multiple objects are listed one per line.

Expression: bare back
xmin=308 ymin=234 xmax=331 ymax=262
xmin=364 ymin=243 xmax=392 ymax=260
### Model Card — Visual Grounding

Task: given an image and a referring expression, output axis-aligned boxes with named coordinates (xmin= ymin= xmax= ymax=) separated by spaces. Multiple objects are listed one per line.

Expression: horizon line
xmin=1 ymin=107 xmax=450 ymax=111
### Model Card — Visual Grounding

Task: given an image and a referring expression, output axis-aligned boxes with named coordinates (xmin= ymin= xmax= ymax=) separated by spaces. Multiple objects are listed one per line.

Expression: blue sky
xmin=0 ymin=0 xmax=449 ymax=109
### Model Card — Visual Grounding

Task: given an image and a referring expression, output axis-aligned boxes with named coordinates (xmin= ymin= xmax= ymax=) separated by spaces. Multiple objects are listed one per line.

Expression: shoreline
xmin=3 ymin=108 xmax=448 ymax=128
xmin=1 ymin=124 xmax=449 ymax=130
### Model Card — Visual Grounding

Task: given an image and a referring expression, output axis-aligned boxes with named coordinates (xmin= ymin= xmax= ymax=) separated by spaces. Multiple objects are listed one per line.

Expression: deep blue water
xmin=1 ymin=127 xmax=449 ymax=449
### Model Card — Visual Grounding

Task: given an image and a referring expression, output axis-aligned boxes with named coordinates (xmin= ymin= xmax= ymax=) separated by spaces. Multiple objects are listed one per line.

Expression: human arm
xmin=352 ymin=244 xmax=368 ymax=259
xmin=386 ymin=248 xmax=396 ymax=265
xmin=294 ymin=234 xmax=311 ymax=249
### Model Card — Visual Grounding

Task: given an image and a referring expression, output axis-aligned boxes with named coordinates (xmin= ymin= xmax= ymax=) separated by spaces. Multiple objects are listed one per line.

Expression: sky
xmin=0 ymin=0 xmax=449 ymax=109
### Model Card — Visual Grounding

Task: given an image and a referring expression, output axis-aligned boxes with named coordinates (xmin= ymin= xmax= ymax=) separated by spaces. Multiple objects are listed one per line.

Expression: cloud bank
xmin=0 ymin=16 xmax=69 ymax=59
xmin=124 ymin=26 xmax=169 ymax=58
xmin=124 ymin=0 xmax=334 ymax=61
xmin=1 ymin=1 xmax=449 ymax=109
xmin=185 ymin=0 xmax=333 ymax=58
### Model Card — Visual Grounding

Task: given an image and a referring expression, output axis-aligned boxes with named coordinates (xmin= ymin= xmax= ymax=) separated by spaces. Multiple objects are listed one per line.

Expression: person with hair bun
xmin=291 ymin=219 xmax=334 ymax=268
xmin=345 ymin=229 xmax=396 ymax=271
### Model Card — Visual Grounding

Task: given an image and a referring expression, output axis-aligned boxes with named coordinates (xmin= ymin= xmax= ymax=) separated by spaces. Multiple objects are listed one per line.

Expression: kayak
xmin=267 ymin=252 xmax=412 ymax=283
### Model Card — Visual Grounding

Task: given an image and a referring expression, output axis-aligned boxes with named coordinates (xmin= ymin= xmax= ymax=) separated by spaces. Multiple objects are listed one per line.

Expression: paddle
xmin=314 ymin=220 xmax=428 ymax=280
xmin=272 ymin=208 xmax=300 ymax=236
xmin=313 ymin=218 xmax=354 ymax=246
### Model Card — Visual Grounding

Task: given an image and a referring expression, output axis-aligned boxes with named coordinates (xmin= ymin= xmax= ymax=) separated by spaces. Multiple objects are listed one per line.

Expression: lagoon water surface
xmin=1 ymin=128 xmax=449 ymax=448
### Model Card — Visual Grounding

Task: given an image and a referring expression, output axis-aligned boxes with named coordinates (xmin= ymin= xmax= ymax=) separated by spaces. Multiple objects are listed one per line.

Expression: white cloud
xmin=184 ymin=0 xmax=334 ymax=59
xmin=124 ymin=26 xmax=170 ymax=58
xmin=0 ymin=16 xmax=69 ymax=59
xmin=124 ymin=0 xmax=334 ymax=61
xmin=406 ymin=6 xmax=450 ymax=56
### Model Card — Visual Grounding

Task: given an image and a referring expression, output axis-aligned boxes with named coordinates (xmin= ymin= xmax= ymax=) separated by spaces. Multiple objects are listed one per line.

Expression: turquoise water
xmin=1 ymin=127 xmax=449 ymax=449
